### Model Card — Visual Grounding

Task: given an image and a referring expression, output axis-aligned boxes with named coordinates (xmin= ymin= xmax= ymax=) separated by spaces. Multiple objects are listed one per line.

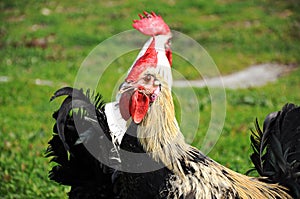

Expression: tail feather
xmin=249 ymin=103 xmax=300 ymax=198
xmin=46 ymin=87 xmax=115 ymax=198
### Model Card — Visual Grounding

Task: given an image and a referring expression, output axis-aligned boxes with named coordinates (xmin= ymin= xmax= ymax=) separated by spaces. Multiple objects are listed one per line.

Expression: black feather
xmin=46 ymin=87 xmax=115 ymax=199
xmin=248 ymin=103 xmax=300 ymax=198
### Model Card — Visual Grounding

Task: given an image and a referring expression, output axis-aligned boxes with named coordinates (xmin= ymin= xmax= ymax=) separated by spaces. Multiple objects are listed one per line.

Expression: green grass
xmin=1 ymin=0 xmax=300 ymax=198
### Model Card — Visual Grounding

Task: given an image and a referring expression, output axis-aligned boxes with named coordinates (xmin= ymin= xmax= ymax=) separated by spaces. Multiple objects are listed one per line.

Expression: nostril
xmin=138 ymin=85 xmax=145 ymax=90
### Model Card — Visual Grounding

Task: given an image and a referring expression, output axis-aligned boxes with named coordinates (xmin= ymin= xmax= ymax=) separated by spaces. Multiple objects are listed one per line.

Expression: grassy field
xmin=1 ymin=0 xmax=300 ymax=198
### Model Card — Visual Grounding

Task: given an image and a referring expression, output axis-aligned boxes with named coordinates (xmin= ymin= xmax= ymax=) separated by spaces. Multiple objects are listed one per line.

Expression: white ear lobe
xmin=154 ymin=80 xmax=160 ymax=86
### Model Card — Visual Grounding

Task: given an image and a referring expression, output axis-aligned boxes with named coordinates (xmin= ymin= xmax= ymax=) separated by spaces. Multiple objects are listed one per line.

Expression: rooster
xmin=114 ymin=68 xmax=300 ymax=198
xmin=48 ymin=68 xmax=300 ymax=198
xmin=47 ymin=11 xmax=300 ymax=199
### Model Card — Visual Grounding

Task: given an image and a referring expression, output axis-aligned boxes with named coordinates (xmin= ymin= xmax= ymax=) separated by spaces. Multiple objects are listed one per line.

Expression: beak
xmin=119 ymin=82 xmax=134 ymax=94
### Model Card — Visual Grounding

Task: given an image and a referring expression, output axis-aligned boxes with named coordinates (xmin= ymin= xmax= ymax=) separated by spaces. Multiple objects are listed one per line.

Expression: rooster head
xmin=119 ymin=71 xmax=162 ymax=124
xmin=118 ymin=11 xmax=173 ymax=124
xmin=119 ymin=27 xmax=161 ymax=124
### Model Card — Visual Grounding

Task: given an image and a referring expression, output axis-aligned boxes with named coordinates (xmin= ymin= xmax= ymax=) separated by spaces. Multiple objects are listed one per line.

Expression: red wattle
xmin=130 ymin=91 xmax=149 ymax=124
xmin=119 ymin=92 xmax=131 ymax=121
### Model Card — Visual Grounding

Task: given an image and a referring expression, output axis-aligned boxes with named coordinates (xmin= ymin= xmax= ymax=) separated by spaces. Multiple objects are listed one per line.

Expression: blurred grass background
xmin=1 ymin=0 xmax=300 ymax=198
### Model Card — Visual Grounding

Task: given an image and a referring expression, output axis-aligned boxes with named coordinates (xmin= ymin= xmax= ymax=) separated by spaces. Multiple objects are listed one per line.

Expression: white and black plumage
xmin=46 ymin=86 xmax=170 ymax=199
xmin=113 ymin=70 xmax=300 ymax=199
xmin=47 ymin=70 xmax=300 ymax=198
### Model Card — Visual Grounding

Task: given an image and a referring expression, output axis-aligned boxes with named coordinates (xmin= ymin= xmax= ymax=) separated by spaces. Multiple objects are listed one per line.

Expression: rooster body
xmin=114 ymin=70 xmax=299 ymax=198
xmin=47 ymin=75 xmax=300 ymax=198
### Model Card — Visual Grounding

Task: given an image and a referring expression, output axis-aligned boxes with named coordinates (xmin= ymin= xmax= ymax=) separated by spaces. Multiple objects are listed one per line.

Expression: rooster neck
xmin=136 ymin=83 xmax=190 ymax=175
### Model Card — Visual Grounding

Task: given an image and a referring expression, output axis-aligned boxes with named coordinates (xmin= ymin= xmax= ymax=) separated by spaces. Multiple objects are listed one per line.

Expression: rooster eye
xmin=144 ymin=74 xmax=152 ymax=82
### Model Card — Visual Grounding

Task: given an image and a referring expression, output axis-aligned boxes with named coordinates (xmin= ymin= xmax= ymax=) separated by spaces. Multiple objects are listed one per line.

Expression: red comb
xmin=132 ymin=11 xmax=170 ymax=36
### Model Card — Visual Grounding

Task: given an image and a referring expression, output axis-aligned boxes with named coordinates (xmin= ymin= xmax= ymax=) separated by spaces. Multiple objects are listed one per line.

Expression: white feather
xmin=104 ymin=102 xmax=127 ymax=144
